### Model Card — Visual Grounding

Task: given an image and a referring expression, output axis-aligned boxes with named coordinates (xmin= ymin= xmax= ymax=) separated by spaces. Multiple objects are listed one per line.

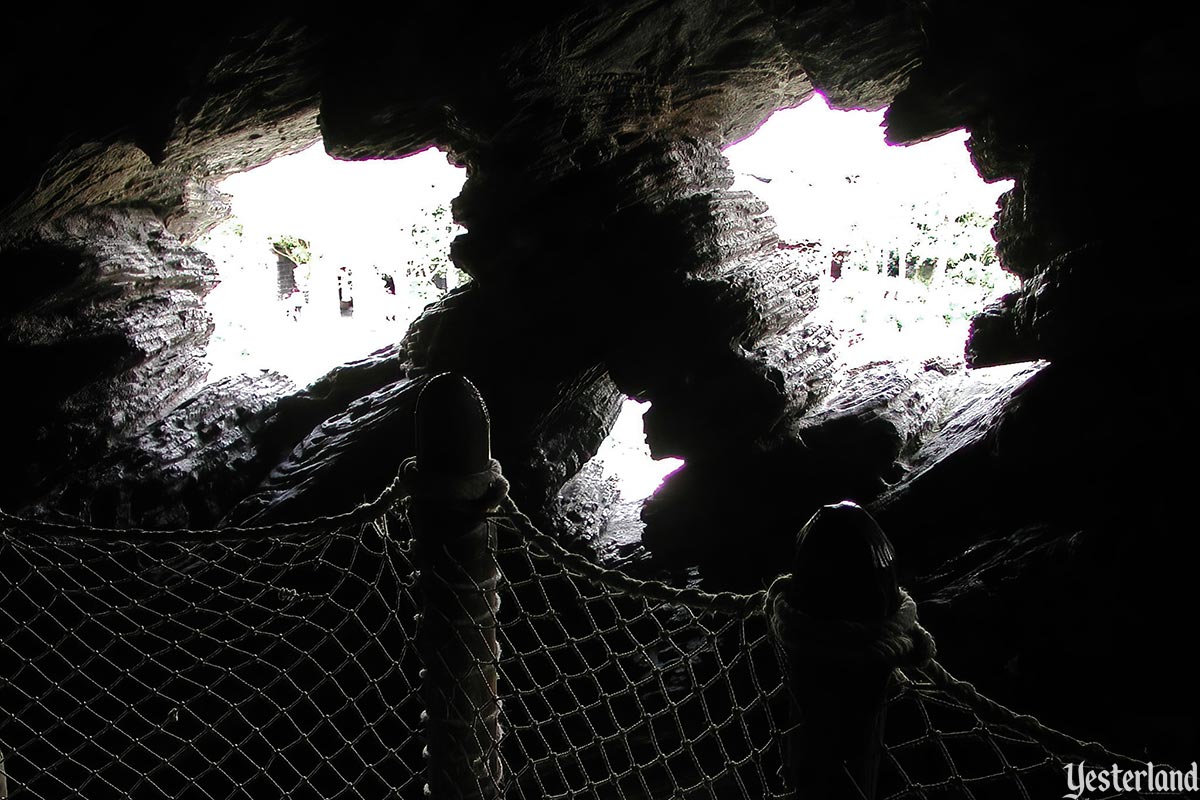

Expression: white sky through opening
xmin=217 ymin=143 xmax=465 ymax=266
xmin=198 ymin=144 xmax=467 ymax=386
xmin=595 ymin=399 xmax=684 ymax=501
xmin=724 ymin=93 xmax=1016 ymax=366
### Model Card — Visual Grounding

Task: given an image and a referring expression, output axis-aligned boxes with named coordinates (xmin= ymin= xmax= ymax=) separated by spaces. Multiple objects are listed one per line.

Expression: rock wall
xmin=2 ymin=0 xmax=1199 ymax=758
xmin=0 ymin=209 xmax=218 ymax=507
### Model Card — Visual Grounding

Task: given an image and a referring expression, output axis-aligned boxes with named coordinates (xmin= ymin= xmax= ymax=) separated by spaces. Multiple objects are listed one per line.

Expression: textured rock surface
xmin=874 ymin=361 xmax=1197 ymax=572
xmin=319 ymin=1 xmax=812 ymax=166
xmin=869 ymin=362 xmax=1047 ymax=566
xmin=224 ymin=286 xmax=625 ymax=525
xmin=38 ymin=371 xmax=295 ymax=528
xmin=967 ymin=241 xmax=1200 ymax=368
xmin=228 ymin=376 xmax=426 ymax=525
xmin=28 ymin=339 xmax=418 ymax=527
xmin=1 ymin=13 xmax=322 ymax=239
xmin=640 ymin=357 xmax=995 ymax=588
xmin=0 ymin=208 xmax=218 ymax=506
xmin=2 ymin=0 xmax=1199 ymax=758
xmin=549 ymin=459 xmax=647 ymax=559
xmin=761 ymin=0 xmax=925 ymax=111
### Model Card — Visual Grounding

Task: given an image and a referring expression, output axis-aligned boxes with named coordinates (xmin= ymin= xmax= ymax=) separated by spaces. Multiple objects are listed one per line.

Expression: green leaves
xmin=402 ymin=203 xmax=466 ymax=302
xmin=269 ymin=234 xmax=312 ymax=266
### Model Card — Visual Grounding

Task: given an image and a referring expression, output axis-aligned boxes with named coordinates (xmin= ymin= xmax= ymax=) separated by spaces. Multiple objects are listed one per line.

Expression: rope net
xmin=878 ymin=670 xmax=1073 ymax=800
xmin=0 ymin=516 xmax=424 ymax=799
xmin=430 ymin=502 xmax=1166 ymax=800
xmin=487 ymin=514 xmax=792 ymax=800
xmin=0 ymin=496 xmax=1167 ymax=800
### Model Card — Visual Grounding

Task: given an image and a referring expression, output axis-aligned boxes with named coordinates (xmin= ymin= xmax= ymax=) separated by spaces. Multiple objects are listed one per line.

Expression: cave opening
xmin=196 ymin=142 xmax=467 ymax=386
xmin=553 ymin=397 xmax=686 ymax=560
xmin=194 ymin=140 xmax=688 ymax=510
xmin=724 ymin=92 xmax=1016 ymax=367
xmin=595 ymin=399 xmax=685 ymax=503
xmin=3 ymin=4 xmax=1197 ymax=787
xmin=557 ymin=93 xmax=1030 ymax=574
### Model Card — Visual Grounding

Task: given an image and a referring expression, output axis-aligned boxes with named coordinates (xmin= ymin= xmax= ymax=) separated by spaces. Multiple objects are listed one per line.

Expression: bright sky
xmin=724 ymin=93 xmax=1015 ymax=366
xmin=595 ymin=399 xmax=684 ymax=501
xmin=197 ymin=145 xmax=467 ymax=385
xmin=724 ymin=93 xmax=1008 ymax=244
xmin=218 ymin=144 xmax=467 ymax=268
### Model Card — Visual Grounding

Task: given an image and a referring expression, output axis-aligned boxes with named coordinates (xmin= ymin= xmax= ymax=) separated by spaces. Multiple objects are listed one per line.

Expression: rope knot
xmin=764 ymin=576 xmax=936 ymax=669
xmin=401 ymin=456 xmax=510 ymax=514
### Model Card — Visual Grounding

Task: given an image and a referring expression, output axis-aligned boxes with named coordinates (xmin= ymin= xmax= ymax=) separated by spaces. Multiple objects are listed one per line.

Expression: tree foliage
xmin=402 ymin=204 xmax=467 ymax=301
xmin=269 ymin=234 xmax=312 ymax=266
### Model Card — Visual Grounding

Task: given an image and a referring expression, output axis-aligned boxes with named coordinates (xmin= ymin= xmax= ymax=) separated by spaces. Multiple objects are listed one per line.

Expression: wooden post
xmin=411 ymin=374 xmax=504 ymax=799
xmin=785 ymin=501 xmax=900 ymax=800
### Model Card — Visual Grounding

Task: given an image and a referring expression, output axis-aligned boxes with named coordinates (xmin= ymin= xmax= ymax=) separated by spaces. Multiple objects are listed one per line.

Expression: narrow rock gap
xmin=554 ymin=398 xmax=683 ymax=560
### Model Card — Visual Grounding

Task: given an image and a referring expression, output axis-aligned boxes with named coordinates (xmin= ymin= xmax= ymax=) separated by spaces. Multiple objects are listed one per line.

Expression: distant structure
xmin=275 ymin=252 xmax=298 ymax=299
xmin=338 ymin=266 xmax=354 ymax=317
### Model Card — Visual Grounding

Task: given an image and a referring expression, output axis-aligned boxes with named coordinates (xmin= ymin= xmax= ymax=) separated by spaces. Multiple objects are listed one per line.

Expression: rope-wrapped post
xmin=777 ymin=501 xmax=900 ymax=800
xmin=409 ymin=374 xmax=509 ymax=799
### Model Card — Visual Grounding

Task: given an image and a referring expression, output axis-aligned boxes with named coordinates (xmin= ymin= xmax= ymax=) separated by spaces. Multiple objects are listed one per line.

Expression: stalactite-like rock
xmin=759 ymin=0 xmax=925 ymax=111
xmin=2 ymin=16 xmax=322 ymax=239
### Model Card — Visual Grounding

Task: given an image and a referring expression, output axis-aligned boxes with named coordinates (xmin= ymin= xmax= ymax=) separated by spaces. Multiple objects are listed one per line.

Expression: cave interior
xmin=2 ymin=0 xmax=1199 ymax=777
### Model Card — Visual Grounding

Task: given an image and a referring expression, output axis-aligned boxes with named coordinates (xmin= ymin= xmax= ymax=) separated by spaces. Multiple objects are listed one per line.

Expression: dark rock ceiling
xmin=3 ymin=0 xmax=1199 ymax=761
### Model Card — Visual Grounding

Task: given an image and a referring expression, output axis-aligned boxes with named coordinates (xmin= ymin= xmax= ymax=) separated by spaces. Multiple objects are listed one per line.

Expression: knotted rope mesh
xmin=0 ymin=514 xmax=425 ymax=800
xmin=487 ymin=510 xmax=791 ymax=800
xmin=0 ymin=489 xmax=1165 ymax=799
xmin=484 ymin=505 xmax=1163 ymax=800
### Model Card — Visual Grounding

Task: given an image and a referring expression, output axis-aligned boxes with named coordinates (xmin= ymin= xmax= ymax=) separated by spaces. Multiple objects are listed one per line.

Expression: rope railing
xmin=486 ymin=507 xmax=792 ymax=799
xmin=0 ymin=513 xmax=426 ymax=799
xmin=486 ymin=495 xmax=1155 ymax=799
xmin=491 ymin=497 xmax=766 ymax=617
xmin=0 ymin=476 xmax=408 ymax=542
xmin=0 ymin=373 xmax=1173 ymax=800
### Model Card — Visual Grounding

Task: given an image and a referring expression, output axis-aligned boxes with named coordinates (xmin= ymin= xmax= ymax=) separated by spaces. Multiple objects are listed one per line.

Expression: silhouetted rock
xmin=2 ymin=0 xmax=1199 ymax=763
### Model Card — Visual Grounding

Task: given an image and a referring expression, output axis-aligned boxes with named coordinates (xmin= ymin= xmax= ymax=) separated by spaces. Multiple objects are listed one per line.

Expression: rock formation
xmin=3 ymin=0 xmax=1197 ymax=761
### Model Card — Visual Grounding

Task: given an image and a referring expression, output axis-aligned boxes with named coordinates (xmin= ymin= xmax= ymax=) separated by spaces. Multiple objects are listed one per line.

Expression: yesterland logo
xmin=1064 ymin=762 xmax=1198 ymax=799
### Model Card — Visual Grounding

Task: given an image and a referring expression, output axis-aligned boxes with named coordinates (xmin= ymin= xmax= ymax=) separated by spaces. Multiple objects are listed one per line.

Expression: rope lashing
xmin=765 ymin=576 xmax=936 ymax=669
xmin=401 ymin=456 xmax=510 ymax=513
